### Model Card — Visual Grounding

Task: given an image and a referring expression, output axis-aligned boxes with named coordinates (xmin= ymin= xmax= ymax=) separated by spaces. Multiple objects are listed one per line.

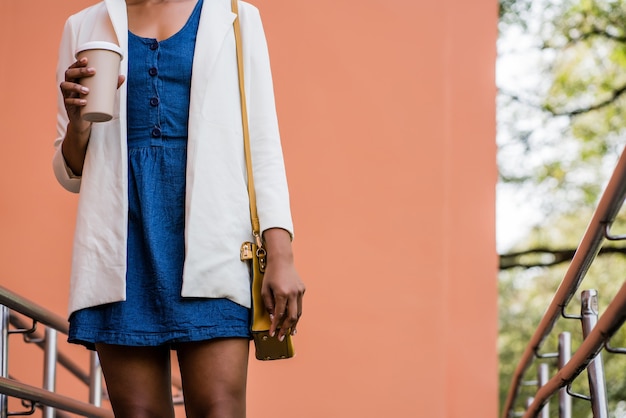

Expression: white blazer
xmin=53 ymin=0 xmax=293 ymax=316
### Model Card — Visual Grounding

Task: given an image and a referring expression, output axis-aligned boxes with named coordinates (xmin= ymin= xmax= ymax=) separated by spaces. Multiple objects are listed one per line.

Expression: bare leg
xmin=176 ymin=338 xmax=249 ymax=418
xmin=96 ymin=343 xmax=175 ymax=418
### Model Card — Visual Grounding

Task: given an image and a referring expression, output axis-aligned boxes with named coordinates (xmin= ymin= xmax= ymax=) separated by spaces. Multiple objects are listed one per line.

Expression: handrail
xmin=0 ymin=285 xmax=185 ymax=414
xmin=0 ymin=286 xmax=68 ymax=334
xmin=0 ymin=285 xmax=113 ymax=416
xmin=501 ymin=146 xmax=626 ymax=418
xmin=0 ymin=377 xmax=113 ymax=417
xmin=521 ymin=281 xmax=626 ymax=416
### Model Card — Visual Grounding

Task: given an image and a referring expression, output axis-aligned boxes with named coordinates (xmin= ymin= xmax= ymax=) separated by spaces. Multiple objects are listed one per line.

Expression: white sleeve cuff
xmin=53 ymin=145 xmax=82 ymax=193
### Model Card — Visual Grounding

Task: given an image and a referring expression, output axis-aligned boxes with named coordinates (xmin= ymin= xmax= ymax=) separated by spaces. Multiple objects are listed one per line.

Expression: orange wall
xmin=0 ymin=0 xmax=498 ymax=417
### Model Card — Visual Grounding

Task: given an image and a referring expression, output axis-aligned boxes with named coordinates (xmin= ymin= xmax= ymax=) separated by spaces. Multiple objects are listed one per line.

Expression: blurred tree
xmin=498 ymin=215 xmax=626 ymax=417
xmin=498 ymin=0 xmax=626 ymax=216
xmin=498 ymin=0 xmax=626 ymax=416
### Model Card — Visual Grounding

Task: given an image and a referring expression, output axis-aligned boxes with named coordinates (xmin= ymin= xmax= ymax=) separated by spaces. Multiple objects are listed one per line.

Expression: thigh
xmin=176 ymin=338 xmax=250 ymax=418
xmin=96 ymin=343 xmax=174 ymax=418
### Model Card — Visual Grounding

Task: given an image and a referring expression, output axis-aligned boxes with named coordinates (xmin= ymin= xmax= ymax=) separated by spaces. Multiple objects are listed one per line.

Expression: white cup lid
xmin=75 ymin=41 xmax=123 ymax=59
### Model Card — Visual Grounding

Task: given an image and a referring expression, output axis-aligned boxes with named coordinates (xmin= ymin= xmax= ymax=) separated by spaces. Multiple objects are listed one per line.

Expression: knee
xmin=110 ymin=401 xmax=175 ymax=418
xmin=184 ymin=390 xmax=246 ymax=418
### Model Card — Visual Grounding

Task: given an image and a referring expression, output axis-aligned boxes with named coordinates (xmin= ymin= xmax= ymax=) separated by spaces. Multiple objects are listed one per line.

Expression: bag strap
xmin=232 ymin=0 xmax=262 ymax=246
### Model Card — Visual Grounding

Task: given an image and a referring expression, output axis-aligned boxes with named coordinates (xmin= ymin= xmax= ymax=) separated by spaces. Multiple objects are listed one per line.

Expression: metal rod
xmin=0 ymin=376 xmax=112 ymax=418
xmin=501 ymin=146 xmax=626 ymax=418
xmin=566 ymin=383 xmax=590 ymax=401
xmin=0 ymin=306 xmax=8 ymax=418
xmin=580 ymin=290 xmax=608 ymax=418
xmin=0 ymin=288 xmax=115 ymax=414
xmin=43 ymin=328 xmax=58 ymax=418
xmin=0 ymin=287 xmax=68 ymax=335
xmin=558 ymin=332 xmax=572 ymax=418
xmin=89 ymin=352 xmax=102 ymax=407
xmin=604 ymin=338 xmax=626 ymax=354
xmin=522 ymin=280 xmax=626 ymax=417
xmin=604 ymin=223 xmax=626 ymax=241
xmin=9 ymin=316 xmax=89 ymax=385
xmin=538 ymin=363 xmax=549 ymax=418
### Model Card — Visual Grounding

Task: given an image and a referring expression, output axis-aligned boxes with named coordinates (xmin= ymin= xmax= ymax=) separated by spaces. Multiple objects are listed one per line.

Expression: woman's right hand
xmin=59 ymin=58 xmax=125 ymax=175
xmin=60 ymin=58 xmax=125 ymax=134
xmin=60 ymin=57 xmax=94 ymax=135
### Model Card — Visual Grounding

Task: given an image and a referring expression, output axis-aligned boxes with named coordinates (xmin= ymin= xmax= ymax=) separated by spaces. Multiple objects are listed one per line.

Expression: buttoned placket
xmin=148 ymin=39 xmax=162 ymax=145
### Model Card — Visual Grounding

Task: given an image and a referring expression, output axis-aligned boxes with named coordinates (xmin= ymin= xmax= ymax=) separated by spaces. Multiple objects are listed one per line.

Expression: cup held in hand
xmin=75 ymin=41 xmax=123 ymax=123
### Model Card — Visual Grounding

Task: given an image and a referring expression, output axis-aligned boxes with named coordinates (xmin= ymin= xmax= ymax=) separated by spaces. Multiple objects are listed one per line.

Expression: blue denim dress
xmin=69 ymin=0 xmax=251 ymax=349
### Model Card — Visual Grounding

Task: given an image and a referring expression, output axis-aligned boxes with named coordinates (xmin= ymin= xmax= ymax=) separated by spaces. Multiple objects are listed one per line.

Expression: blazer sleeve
xmin=240 ymin=4 xmax=294 ymax=237
xmin=52 ymin=16 xmax=82 ymax=193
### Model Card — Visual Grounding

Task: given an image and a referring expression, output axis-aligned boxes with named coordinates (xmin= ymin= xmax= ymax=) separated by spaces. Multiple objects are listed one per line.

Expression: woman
xmin=53 ymin=0 xmax=305 ymax=416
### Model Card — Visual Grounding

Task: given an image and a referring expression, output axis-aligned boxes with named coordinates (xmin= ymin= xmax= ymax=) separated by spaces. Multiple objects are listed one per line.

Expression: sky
xmin=496 ymin=2 xmax=624 ymax=253
xmin=496 ymin=21 xmax=543 ymax=252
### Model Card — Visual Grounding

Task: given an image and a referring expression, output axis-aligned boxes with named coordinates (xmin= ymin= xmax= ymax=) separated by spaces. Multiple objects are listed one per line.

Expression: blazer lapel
xmin=103 ymin=0 xmax=129 ymax=75
xmin=191 ymin=0 xmax=237 ymax=104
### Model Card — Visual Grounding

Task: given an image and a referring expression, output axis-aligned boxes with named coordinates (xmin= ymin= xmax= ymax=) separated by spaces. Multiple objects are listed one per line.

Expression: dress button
xmin=150 ymin=97 xmax=160 ymax=106
xmin=149 ymin=41 xmax=159 ymax=50
xmin=151 ymin=127 xmax=162 ymax=138
xmin=148 ymin=67 xmax=158 ymax=76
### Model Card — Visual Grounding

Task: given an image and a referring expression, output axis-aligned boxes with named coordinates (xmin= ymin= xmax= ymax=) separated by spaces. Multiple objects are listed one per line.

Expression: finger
xmin=60 ymin=81 xmax=89 ymax=99
xmin=117 ymin=75 xmax=126 ymax=89
xmin=277 ymin=300 xmax=295 ymax=342
xmin=64 ymin=96 xmax=87 ymax=108
xmin=261 ymin=281 xmax=275 ymax=317
xmin=278 ymin=289 xmax=303 ymax=341
xmin=65 ymin=64 xmax=95 ymax=83
xmin=261 ymin=283 xmax=278 ymax=336
xmin=68 ymin=57 xmax=88 ymax=69
xmin=290 ymin=292 xmax=304 ymax=336
xmin=270 ymin=294 xmax=288 ymax=339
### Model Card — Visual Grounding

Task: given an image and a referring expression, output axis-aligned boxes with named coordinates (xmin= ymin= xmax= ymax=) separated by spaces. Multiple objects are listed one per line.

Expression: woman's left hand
xmin=261 ymin=228 xmax=306 ymax=342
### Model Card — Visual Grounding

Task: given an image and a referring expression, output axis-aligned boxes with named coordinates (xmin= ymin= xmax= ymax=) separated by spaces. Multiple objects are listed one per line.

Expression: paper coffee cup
xmin=75 ymin=41 xmax=123 ymax=123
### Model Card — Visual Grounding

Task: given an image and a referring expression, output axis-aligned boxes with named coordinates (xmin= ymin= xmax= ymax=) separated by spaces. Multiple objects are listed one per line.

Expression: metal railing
xmin=0 ymin=285 xmax=111 ymax=417
xmin=501 ymin=146 xmax=626 ymax=418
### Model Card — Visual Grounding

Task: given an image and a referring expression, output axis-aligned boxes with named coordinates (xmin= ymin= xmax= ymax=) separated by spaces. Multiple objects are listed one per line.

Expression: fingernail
xmin=291 ymin=329 xmax=297 ymax=336
xmin=279 ymin=334 xmax=285 ymax=342
xmin=81 ymin=87 xmax=89 ymax=94
xmin=270 ymin=330 xmax=275 ymax=337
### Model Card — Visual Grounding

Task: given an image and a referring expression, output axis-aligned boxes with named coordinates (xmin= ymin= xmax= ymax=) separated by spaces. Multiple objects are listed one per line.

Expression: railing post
xmin=0 ymin=306 xmax=9 ymax=418
xmin=43 ymin=327 xmax=58 ymax=418
xmin=580 ymin=290 xmax=608 ymax=418
xmin=538 ymin=363 xmax=549 ymax=418
xmin=89 ymin=352 xmax=102 ymax=407
xmin=558 ymin=332 xmax=571 ymax=418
